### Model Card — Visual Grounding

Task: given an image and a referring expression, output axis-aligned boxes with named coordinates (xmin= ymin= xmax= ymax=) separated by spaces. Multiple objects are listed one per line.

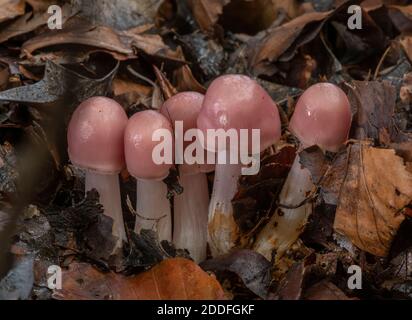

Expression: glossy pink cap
xmin=160 ymin=91 xmax=215 ymax=175
xmin=289 ymin=83 xmax=352 ymax=152
xmin=67 ymin=96 xmax=128 ymax=174
xmin=124 ymin=110 xmax=173 ymax=180
xmin=197 ymin=74 xmax=281 ymax=154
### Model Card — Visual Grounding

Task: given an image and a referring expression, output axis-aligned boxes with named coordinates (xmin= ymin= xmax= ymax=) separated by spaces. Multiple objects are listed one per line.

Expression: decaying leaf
xmin=54 ymin=258 xmax=226 ymax=300
xmin=200 ymin=249 xmax=271 ymax=298
xmin=333 ymin=142 xmax=412 ymax=257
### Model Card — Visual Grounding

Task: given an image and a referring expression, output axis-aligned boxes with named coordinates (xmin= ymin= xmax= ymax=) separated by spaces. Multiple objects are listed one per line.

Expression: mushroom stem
xmin=85 ymin=171 xmax=126 ymax=247
xmin=208 ymin=149 xmax=242 ymax=256
xmin=173 ymin=172 xmax=209 ymax=263
xmin=253 ymin=154 xmax=313 ymax=260
xmin=135 ymin=179 xmax=172 ymax=242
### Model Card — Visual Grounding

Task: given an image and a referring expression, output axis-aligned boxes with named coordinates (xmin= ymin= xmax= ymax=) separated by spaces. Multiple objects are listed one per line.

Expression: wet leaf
xmin=54 ymin=258 xmax=226 ymax=300
xmin=200 ymin=249 xmax=271 ymax=298
xmin=333 ymin=142 xmax=412 ymax=257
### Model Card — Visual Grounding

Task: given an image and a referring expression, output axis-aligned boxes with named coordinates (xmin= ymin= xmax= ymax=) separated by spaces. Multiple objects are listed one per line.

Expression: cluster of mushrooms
xmin=67 ymin=74 xmax=351 ymax=263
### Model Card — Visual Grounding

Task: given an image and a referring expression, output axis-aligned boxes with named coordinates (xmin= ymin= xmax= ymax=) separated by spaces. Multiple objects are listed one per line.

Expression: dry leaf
xmin=190 ymin=0 xmax=230 ymax=32
xmin=247 ymin=10 xmax=330 ymax=75
xmin=0 ymin=4 xmax=75 ymax=44
xmin=54 ymin=258 xmax=226 ymax=300
xmin=333 ymin=142 xmax=412 ymax=257
xmin=347 ymin=80 xmax=406 ymax=143
xmin=0 ymin=0 xmax=25 ymax=24
xmin=112 ymin=78 xmax=152 ymax=97
xmin=304 ymin=280 xmax=352 ymax=300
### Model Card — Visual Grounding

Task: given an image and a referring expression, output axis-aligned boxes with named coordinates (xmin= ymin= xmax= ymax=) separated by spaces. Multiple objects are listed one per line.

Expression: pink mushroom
xmin=160 ymin=92 xmax=213 ymax=262
xmin=254 ymin=83 xmax=352 ymax=260
xmin=67 ymin=96 xmax=128 ymax=248
xmin=197 ymin=74 xmax=282 ymax=256
xmin=124 ymin=110 xmax=173 ymax=242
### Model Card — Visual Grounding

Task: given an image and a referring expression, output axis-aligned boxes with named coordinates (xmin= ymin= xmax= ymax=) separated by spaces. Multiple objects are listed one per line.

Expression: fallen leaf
xmin=0 ymin=63 xmax=9 ymax=91
xmin=347 ymin=80 xmax=408 ymax=143
xmin=200 ymin=249 xmax=271 ymax=299
xmin=333 ymin=142 xmax=412 ymax=257
xmin=0 ymin=0 xmax=25 ymax=24
xmin=304 ymin=280 xmax=352 ymax=300
xmin=112 ymin=77 xmax=152 ymax=97
xmin=71 ymin=0 xmax=164 ymax=30
xmin=190 ymin=0 xmax=230 ymax=32
xmin=0 ymin=4 xmax=76 ymax=44
xmin=233 ymin=145 xmax=295 ymax=238
xmin=21 ymin=17 xmax=134 ymax=60
xmin=54 ymin=258 xmax=226 ymax=300
xmin=272 ymin=262 xmax=305 ymax=300
xmin=247 ymin=10 xmax=330 ymax=75
xmin=388 ymin=5 xmax=412 ymax=33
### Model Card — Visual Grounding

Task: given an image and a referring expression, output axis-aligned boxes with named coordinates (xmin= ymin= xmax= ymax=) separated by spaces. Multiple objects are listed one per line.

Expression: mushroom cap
xmin=197 ymin=74 xmax=281 ymax=154
xmin=289 ymin=83 xmax=352 ymax=152
xmin=67 ymin=96 xmax=128 ymax=174
xmin=124 ymin=110 xmax=173 ymax=180
xmin=160 ymin=91 xmax=215 ymax=175
xmin=160 ymin=91 xmax=204 ymax=135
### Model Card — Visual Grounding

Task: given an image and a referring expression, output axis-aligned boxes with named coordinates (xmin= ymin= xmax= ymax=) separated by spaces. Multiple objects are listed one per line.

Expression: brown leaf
xmin=0 ymin=63 xmax=9 ymax=90
xmin=21 ymin=17 xmax=134 ymax=60
xmin=0 ymin=4 xmax=75 ymax=44
xmin=0 ymin=0 xmax=25 ymax=24
xmin=153 ymin=65 xmax=178 ymax=100
xmin=273 ymin=262 xmax=305 ymax=300
xmin=54 ymin=258 xmax=226 ymax=300
xmin=200 ymin=249 xmax=271 ymax=299
xmin=112 ymin=77 xmax=152 ymax=97
xmin=347 ymin=80 xmax=408 ymax=144
xmin=304 ymin=280 xmax=352 ymax=300
xmin=247 ymin=10 xmax=330 ymax=75
xmin=387 ymin=5 xmax=412 ymax=33
xmin=333 ymin=142 xmax=412 ymax=257
xmin=190 ymin=0 xmax=230 ymax=32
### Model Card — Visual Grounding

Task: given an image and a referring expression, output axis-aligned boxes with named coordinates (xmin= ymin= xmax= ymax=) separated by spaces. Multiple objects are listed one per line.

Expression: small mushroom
xmin=254 ymin=83 xmax=352 ymax=261
xmin=124 ymin=110 xmax=173 ymax=242
xmin=67 ymin=96 xmax=128 ymax=248
xmin=160 ymin=91 xmax=213 ymax=262
xmin=197 ymin=74 xmax=282 ymax=256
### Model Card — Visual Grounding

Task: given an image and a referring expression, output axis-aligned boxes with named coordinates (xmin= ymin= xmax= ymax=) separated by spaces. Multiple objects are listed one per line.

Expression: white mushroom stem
xmin=253 ymin=154 xmax=313 ymax=261
xmin=85 ymin=171 xmax=127 ymax=248
xmin=135 ymin=179 xmax=172 ymax=242
xmin=208 ymin=149 xmax=242 ymax=256
xmin=173 ymin=172 xmax=209 ymax=263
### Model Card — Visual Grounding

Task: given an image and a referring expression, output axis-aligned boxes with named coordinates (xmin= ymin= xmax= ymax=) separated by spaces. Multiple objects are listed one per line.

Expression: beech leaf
xmin=54 ymin=258 xmax=226 ymax=300
xmin=333 ymin=142 xmax=412 ymax=257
